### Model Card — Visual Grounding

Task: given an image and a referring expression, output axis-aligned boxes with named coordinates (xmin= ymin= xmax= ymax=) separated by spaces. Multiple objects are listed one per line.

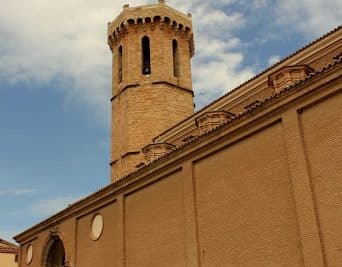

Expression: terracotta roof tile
xmin=154 ymin=25 xmax=342 ymax=140
xmin=0 ymin=238 xmax=18 ymax=248
xmin=14 ymin=29 xmax=342 ymax=242
xmin=0 ymin=247 xmax=19 ymax=254
xmin=0 ymin=238 xmax=18 ymax=254
xmin=134 ymin=54 xmax=342 ymax=168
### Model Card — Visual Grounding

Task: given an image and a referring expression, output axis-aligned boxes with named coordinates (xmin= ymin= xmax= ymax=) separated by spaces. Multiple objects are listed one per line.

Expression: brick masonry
xmin=108 ymin=2 xmax=195 ymax=181
xmin=13 ymin=2 xmax=342 ymax=267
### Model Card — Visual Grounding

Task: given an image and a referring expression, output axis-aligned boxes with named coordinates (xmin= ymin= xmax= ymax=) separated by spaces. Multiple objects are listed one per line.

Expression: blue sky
xmin=0 ymin=0 xmax=340 ymax=243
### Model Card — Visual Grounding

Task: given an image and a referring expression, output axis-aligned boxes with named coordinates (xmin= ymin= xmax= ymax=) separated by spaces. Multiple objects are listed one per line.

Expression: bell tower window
xmin=142 ymin=36 xmax=151 ymax=75
xmin=118 ymin=46 xmax=123 ymax=83
xmin=173 ymin=39 xmax=180 ymax=77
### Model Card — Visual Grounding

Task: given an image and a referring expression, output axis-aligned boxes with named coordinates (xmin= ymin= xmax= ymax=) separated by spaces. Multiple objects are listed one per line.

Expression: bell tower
xmin=107 ymin=0 xmax=195 ymax=182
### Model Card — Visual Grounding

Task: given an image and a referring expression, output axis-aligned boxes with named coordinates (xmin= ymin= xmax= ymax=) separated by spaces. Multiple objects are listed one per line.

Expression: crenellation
xmin=108 ymin=21 xmax=193 ymax=49
xmin=107 ymin=2 xmax=194 ymax=52
xmin=13 ymin=3 xmax=342 ymax=266
xmin=109 ymin=1 xmax=195 ymax=182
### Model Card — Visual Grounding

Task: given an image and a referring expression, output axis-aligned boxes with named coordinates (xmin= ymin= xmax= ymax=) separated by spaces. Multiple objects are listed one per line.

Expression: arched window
xmin=118 ymin=46 xmax=123 ymax=83
xmin=173 ymin=39 xmax=180 ymax=77
xmin=46 ymin=239 xmax=65 ymax=267
xmin=41 ymin=236 xmax=66 ymax=267
xmin=142 ymin=36 xmax=151 ymax=75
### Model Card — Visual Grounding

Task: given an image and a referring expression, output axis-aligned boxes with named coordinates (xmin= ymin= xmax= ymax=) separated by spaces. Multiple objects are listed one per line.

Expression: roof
xmin=0 ymin=238 xmax=18 ymax=254
xmin=15 ymin=53 xmax=341 ymax=243
xmin=153 ymin=25 xmax=342 ymax=141
xmin=128 ymin=55 xmax=342 ymax=172
xmin=14 ymin=25 xmax=342 ymax=242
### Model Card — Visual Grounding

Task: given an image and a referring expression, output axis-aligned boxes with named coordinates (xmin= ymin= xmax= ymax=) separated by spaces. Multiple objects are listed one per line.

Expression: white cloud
xmin=0 ymin=230 xmax=18 ymax=244
xmin=0 ymin=0 xmax=256 ymax=118
xmin=170 ymin=0 xmax=254 ymax=108
xmin=2 ymin=0 xmax=339 ymax=120
xmin=252 ymin=0 xmax=269 ymax=9
xmin=168 ymin=0 xmax=257 ymax=107
xmin=0 ymin=0 xmax=147 ymax=124
xmin=29 ymin=196 xmax=80 ymax=217
xmin=0 ymin=188 xmax=36 ymax=196
xmin=268 ymin=55 xmax=281 ymax=66
xmin=275 ymin=0 xmax=342 ymax=38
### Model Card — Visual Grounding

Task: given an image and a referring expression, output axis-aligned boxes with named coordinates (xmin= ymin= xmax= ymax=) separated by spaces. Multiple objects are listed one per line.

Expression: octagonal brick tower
xmin=107 ymin=0 xmax=195 ymax=182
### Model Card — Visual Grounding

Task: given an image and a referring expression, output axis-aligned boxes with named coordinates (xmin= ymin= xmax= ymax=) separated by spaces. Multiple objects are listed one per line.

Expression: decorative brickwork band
xmin=195 ymin=111 xmax=235 ymax=135
xmin=268 ymin=65 xmax=314 ymax=93
xmin=142 ymin=142 xmax=176 ymax=163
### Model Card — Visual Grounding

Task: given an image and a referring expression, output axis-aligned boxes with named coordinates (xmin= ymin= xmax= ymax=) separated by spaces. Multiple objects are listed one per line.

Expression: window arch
xmin=118 ymin=46 xmax=123 ymax=83
xmin=173 ymin=39 xmax=180 ymax=77
xmin=41 ymin=234 xmax=67 ymax=267
xmin=46 ymin=238 xmax=65 ymax=267
xmin=142 ymin=36 xmax=151 ymax=75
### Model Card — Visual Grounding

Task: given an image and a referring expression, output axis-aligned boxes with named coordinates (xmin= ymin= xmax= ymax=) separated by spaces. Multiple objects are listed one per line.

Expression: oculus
xmin=90 ymin=214 xmax=104 ymax=240
xmin=26 ymin=244 xmax=33 ymax=264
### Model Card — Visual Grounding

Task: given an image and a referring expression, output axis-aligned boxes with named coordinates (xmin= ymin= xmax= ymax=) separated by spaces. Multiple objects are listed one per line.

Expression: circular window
xmin=91 ymin=214 xmax=103 ymax=240
xmin=26 ymin=244 xmax=33 ymax=264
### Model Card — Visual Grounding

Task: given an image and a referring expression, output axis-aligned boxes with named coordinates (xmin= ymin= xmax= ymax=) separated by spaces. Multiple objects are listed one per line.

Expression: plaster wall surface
xmin=299 ymin=92 xmax=342 ymax=266
xmin=194 ymin=123 xmax=303 ymax=266
xmin=20 ymin=217 xmax=75 ymax=267
xmin=124 ymin=170 xmax=186 ymax=266
xmin=16 ymin=70 xmax=342 ymax=266
xmin=14 ymin=4 xmax=342 ymax=267
xmin=0 ymin=253 xmax=17 ymax=267
xmin=75 ymin=202 xmax=117 ymax=267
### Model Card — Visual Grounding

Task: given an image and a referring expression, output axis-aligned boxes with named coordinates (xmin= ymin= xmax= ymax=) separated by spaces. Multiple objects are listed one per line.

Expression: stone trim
xmin=107 ymin=2 xmax=194 ymax=54
xmin=111 ymin=80 xmax=193 ymax=101
xmin=152 ymin=26 xmax=341 ymax=142
xmin=142 ymin=142 xmax=176 ymax=163
xmin=0 ymin=247 xmax=19 ymax=254
xmin=40 ymin=228 xmax=70 ymax=267
xmin=195 ymin=110 xmax=236 ymax=135
xmin=268 ymin=65 xmax=314 ymax=93
xmin=14 ymin=44 xmax=342 ymax=245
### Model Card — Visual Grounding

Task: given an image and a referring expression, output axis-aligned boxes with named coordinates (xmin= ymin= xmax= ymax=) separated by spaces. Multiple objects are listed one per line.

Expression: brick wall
xmin=108 ymin=4 xmax=195 ymax=182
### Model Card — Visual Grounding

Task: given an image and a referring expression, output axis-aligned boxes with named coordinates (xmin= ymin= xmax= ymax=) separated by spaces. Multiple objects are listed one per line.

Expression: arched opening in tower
xmin=142 ymin=36 xmax=151 ymax=75
xmin=118 ymin=45 xmax=123 ymax=83
xmin=173 ymin=39 xmax=180 ymax=77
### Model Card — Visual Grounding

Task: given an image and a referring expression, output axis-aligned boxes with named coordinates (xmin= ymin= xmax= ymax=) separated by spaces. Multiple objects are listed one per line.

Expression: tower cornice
xmin=108 ymin=1 xmax=195 ymax=182
xmin=107 ymin=2 xmax=194 ymax=56
xmin=110 ymin=80 xmax=194 ymax=102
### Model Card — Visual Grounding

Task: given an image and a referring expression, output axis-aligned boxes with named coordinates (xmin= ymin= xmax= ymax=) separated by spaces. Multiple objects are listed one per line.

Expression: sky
xmin=0 ymin=0 xmax=341 ymax=243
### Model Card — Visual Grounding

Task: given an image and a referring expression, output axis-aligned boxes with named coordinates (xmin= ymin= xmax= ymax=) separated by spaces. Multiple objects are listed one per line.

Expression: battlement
xmin=107 ymin=1 xmax=194 ymax=56
xmin=108 ymin=0 xmax=195 ymax=182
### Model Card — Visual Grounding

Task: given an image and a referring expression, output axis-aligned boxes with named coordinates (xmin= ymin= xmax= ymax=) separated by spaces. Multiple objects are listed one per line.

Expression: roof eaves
xmin=154 ymin=25 xmax=342 ymax=140
xmin=140 ymin=55 xmax=342 ymax=169
xmin=14 ymin=41 xmax=342 ymax=243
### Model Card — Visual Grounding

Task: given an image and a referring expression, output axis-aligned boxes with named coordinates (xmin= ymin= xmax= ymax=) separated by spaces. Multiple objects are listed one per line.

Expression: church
xmin=14 ymin=1 xmax=342 ymax=266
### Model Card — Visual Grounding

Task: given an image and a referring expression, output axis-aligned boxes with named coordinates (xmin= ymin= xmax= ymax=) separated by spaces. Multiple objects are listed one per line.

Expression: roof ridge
xmin=14 ymin=28 xmax=342 ymax=242
xmin=131 ymin=55 xmax=342 ymax=173
xmin=0 ymin=247 xmax=19 ymax=254
xmin=154 ymin=24 xmax=342 ymax=140
xmin=0 ymin=238 xmax=18 ymax=248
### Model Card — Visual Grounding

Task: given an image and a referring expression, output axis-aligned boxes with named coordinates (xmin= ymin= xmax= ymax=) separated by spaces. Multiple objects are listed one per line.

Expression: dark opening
xmin=46 ymin=239 xmax=65 ymax=267
xmin=118 ymin=46 xmax=123 ymax=83
xmin=142 ymin=36 xmax=151 ymax=75
xmin=173 ymin=39 xmax=180 ymax=77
